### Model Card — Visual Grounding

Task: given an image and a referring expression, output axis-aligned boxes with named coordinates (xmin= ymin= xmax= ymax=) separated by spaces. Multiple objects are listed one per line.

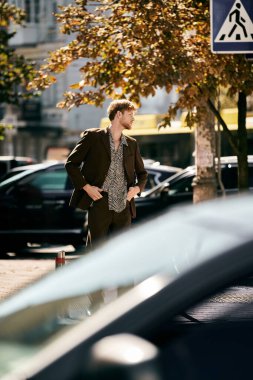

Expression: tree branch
xmin=207 ymin=97 xmax=239 ymax=156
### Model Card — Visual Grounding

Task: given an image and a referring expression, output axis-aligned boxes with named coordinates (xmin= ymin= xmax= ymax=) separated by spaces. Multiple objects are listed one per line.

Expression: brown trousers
xmin=87 ymin=193 xmax=132 ymax=246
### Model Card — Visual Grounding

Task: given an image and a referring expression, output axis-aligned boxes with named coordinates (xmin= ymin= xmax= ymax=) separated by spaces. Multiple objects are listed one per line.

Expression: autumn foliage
xmin=30 ymin=0 xmax=253 ymax=188
xmin=30 ymin=1 xmax=252 ymax=114
xmin=0 ymin=1 xmax=35 ymax=105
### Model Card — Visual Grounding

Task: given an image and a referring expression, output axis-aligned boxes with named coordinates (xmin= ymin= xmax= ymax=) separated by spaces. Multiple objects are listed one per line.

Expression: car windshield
xmin=0 ymin=164 xmax=62 ymax=189
xmin=0 ymin=195 xmax=253 ymax=338
xmin=0 ymin=170 xmax=35 ymax=188
xmin=144 ymin=167 xmax=195 ymax=197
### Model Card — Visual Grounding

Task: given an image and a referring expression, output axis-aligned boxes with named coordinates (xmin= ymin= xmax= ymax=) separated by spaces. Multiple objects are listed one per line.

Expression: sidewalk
xmin=0 ymin=260 xmax=55 ymax=301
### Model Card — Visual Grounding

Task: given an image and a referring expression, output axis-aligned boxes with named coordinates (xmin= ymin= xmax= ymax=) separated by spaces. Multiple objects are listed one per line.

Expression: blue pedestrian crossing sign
xmin=211 ymin=0 xmax=253 ymax=53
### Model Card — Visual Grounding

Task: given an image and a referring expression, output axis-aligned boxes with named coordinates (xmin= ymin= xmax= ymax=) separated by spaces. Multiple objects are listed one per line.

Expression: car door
xmin=1 ymin=165 xmax=71 ymax=231
xmin=23 ymin=165 xmax=87 ymax=244
xmin=135 ymin=172 xmax=195 ymax=221
xmin=21 ymin=165 xmax=75 ymax=230
xmin=0 ymin=164 xmax=87 ymax=248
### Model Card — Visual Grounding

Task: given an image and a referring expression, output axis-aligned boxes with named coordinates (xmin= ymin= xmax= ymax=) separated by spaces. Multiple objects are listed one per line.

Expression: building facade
xmin=0 ymin=0 xmax=107 ymax=161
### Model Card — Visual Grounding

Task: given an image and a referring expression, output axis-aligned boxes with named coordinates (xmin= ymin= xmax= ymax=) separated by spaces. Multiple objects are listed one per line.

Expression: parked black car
xmin=2 ymin=160 xmax=181 ymax=191
xmin=0 ymin=162 xmax=85 ymax=254
xmin=0 ymin=161 xmax=179 ymax=254
xmin=0 ymin=195 xmax=253 ymax=379
xmin=0 ymin=155 xmax=37 ymax=180
xmin=135 ymin=156 xmax=253 ymax=220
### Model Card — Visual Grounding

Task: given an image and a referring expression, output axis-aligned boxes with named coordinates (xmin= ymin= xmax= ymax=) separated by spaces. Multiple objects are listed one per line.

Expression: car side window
xmin=145 ymin=173 xmax=157 ymax=190
xmin=170 ymin=176 xmax=193 ymax=193
xmin=220 ymin=166 xmax=238 ymax=189
xmin=216 ymin=165 xmax=253 ymax=190
xmin=28 ymin=169 xmax=68 ymax=191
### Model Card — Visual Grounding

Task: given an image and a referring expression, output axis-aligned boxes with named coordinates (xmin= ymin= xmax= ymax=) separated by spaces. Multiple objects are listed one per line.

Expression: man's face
xmin=119 ymin=109 xmax=135 ymax=130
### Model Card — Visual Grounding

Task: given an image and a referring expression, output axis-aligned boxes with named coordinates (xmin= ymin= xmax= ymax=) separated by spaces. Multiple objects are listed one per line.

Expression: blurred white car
xmin=0 ymin=195 xmax=252 ymax=379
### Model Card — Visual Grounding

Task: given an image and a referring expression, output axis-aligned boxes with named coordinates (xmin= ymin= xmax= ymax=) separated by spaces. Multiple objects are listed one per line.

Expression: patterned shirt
xmin=102 ymin=130 xmax=128 ymax=213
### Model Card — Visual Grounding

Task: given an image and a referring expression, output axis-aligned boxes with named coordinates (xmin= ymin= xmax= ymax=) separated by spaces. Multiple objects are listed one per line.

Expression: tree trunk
xmin=237 ymin=91 xmax=249 ymax=190
xmin=193 ymin=108 xmax=216 ymax=203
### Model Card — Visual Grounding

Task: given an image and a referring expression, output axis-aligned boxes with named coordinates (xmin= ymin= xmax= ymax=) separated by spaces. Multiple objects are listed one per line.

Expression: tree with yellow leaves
xmin=30 ymin=0 xmax=253 ymax=192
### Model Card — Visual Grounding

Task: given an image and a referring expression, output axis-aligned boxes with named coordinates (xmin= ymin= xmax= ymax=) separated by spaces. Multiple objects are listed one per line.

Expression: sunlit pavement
xmin=0 ymin=259 xmax=54 ymax=301
xmin=0 ymin=244 xmax=86 ymax=301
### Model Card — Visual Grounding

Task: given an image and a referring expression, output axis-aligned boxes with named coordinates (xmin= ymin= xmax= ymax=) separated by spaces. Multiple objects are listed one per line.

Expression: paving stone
xmin=0 ymin=260 xmax=55 ymax=301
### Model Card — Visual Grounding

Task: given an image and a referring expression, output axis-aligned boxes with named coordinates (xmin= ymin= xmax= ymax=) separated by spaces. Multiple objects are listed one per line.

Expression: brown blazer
xmin=65 ymin=127 xmax=148 ymax=218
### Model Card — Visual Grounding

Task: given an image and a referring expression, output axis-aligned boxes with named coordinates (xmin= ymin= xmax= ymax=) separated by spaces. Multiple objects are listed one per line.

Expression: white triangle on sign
xmin=215 ymin=0 xmax=253 ymax=43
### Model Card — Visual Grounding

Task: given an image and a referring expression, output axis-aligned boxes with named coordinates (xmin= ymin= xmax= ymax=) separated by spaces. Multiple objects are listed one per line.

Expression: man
xmin=65 ymin=99 xmax=148 ymax=245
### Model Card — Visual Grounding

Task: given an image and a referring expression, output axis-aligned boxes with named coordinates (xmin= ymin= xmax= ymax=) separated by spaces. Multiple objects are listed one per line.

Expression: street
xmin=0 ymin=244 xmax=85 ymax=301
xmin=0 ymin=259 xmax=54 ymax=301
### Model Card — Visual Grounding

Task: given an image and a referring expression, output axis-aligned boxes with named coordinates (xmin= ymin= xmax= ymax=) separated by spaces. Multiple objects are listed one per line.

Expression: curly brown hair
xmin=107 ymin=99 xmax=137 ymax=121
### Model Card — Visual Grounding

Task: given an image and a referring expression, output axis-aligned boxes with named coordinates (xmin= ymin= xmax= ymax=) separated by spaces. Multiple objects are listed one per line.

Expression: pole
xmin=55 ymin=250 xmax=66 ymax=268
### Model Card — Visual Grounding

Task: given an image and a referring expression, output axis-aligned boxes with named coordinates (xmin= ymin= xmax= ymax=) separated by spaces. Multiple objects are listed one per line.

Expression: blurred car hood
xmin=0 ymin=194 xmax=252 ymax=318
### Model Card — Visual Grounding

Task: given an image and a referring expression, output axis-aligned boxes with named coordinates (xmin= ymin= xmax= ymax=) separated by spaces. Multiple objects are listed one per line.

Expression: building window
xmin=24 ymin=0 xmax=31 ymax=23
xmin=9 ymin=0 xmax=20 ymax=6
xmin=34 ymin=0 xmax=40 ymax=23
xmin=53 ymin=1 xmax=57 ymax=15
xmin=20 ymin=0 xmax=40 ymax=24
